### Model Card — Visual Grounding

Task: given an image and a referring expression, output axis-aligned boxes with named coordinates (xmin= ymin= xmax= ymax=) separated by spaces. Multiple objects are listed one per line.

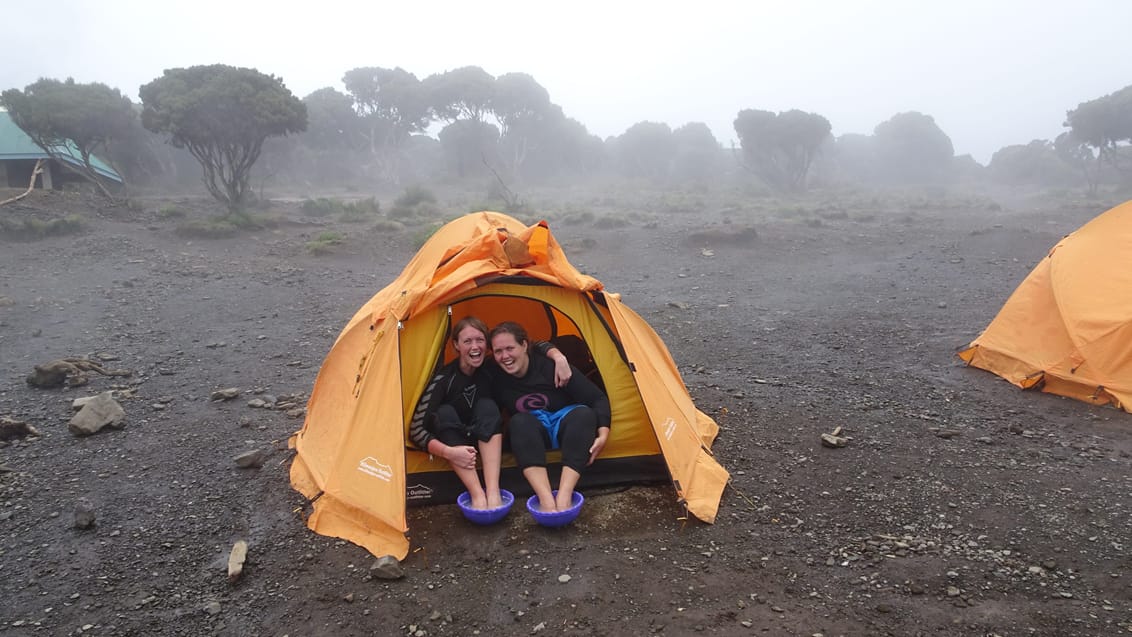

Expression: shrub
xmin=300 ymin=198 xmax=339 ymax=217
xmin=389 ymin=186 xmax=441 ymax=221
xmin=304 ymin=196 xmax=382 ymax=222
xmin=561 ymin=210 xmax=595 ymax=225
xmin=394 ymin=185 xmax=437 ymax=208
xmin=305 ymin=231 xmax=344 ymax=255
xmin=156 ymin=204 xmax=186 ymax=219
xmin=372 ymin=219 xmax=405 ymax=233
xmin=0 ymin=214 xmax=85 ymax=240
xmin=227 ymin=211 xmax=274 ymax=230
xmin=339 ymin=197 xmax=381 ymax=222
xmin=174 ymin=217 xmax=239 ymax=239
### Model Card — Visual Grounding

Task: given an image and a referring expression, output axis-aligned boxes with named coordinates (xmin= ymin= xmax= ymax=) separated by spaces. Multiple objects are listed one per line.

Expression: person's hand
xmin=587 ymin=427 xmax=610 ymax=466
xmin=552 ymin=355 xmax=572 ymax=388
xmin=445 ymin=445 xmax=478 ymax=470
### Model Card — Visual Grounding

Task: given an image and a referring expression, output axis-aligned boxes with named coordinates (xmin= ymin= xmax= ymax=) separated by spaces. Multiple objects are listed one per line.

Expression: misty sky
xmin=3 ymin=0 xmax=1128 ymax=164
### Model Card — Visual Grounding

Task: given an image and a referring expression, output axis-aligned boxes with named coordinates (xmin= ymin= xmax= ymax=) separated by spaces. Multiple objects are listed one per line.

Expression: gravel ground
xmin=1 ymin=189 xmax=1130 ymax=636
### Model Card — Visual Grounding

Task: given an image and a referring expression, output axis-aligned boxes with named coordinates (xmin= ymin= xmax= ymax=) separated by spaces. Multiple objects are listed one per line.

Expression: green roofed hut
xmin=0 ymin=110 xmax=123 ymax=190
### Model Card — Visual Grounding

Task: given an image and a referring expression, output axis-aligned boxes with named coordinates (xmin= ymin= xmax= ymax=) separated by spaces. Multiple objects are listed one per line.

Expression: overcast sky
xmin=3 ymin=0 xmax=1128 ymax=164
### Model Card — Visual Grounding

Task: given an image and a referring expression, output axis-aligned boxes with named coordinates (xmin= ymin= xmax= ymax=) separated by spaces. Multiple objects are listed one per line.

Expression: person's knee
xmin=434 ymin=403 xmax=461 ymax=427
xmin=472 ymin=399 xmax=500 ymax=422
xmin=561 ymin=409 xmax=597 ymax=441
xmin=471 ymin=399 xmax=502 ymax=440
xmin=508 ymin=413 xmax=539 ymax=437
xmin=509 ymin=414 xmax=545 ymax=468
xmin=568 ymin=406 xmax=597 ymax=426
xmin=558 ymin=408 xmax=597 ymax=471
xmin=435 ymin=428 xmax=466 ymax=447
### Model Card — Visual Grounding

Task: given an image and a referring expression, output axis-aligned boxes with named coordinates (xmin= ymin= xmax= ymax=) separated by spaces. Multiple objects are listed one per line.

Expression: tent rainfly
xmin=959 ymin=199 xmax=1132 ymax=412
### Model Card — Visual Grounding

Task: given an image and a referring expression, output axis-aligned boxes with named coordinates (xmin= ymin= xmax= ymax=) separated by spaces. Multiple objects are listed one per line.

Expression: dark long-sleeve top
xmin=490 ymin=354 xmax=611 ymax=429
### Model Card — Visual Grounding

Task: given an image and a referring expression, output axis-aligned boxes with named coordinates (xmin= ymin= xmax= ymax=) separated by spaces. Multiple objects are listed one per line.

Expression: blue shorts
xmin=527 ymin=405 xmax=582 ymax=450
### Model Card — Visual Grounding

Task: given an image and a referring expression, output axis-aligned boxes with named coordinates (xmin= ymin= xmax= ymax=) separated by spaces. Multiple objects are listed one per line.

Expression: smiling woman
xmin=488 ymin=321 xmax=611 ymax=515
xmin=405 ymin=316 xmax=504 ymax=510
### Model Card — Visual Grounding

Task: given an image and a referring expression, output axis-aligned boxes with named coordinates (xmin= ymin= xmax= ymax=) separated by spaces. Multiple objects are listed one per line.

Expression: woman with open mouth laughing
xmin=489 ymin=321 xmax=611 ymax=513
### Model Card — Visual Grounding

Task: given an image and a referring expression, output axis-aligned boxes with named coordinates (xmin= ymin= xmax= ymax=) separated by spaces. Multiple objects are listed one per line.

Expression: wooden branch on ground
xmin=0 ymin=158 xmax=45 ymax=207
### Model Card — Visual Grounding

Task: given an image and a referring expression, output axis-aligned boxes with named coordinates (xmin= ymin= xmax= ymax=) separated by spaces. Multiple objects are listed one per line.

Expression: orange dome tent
xmin=289 ymin=212 xmax=730 ymax=559
xmin=959 ymin=199 xmax=1132 ymax=411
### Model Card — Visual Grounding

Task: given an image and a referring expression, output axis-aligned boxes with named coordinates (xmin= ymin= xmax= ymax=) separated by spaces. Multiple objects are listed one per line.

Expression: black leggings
xmin=433 ymin=399 xmax=501 ymax=446
xmin=509 ymin=406 xmax=598 ymax=473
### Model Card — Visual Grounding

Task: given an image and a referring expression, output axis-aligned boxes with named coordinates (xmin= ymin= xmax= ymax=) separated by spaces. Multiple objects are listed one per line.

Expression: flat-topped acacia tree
xmin=140 ymin=64 xmax=306 ymax=213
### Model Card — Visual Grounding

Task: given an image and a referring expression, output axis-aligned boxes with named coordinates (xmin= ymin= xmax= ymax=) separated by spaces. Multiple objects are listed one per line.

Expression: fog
xmin=2 ymin=0 xmax=1128 ymax=163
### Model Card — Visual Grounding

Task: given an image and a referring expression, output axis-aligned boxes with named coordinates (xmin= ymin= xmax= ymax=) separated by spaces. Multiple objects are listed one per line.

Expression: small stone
xmin=246 ymin=399 xmax=267 ymax=409
xmin=203 ymin=601 xmax=221 ymax=615
xmin=227 ymin=540 xmax=248 ymax=582
xmin=210 ymin=388 xmax=241 ymax=401
xmin=370 ymin=556 xmax=404 ymax=580
xmin=68 ymin=393 xmax=125 ymax=436
xmin=72 ymin=396 xmax=99 ymax=411
xmin=233 ymin=449 xmax=267 ymax=469
xmin=558 ymin=574 xmax=572 ymax=583
xmin=73 ymin=498 xmax=96 ymax=530
xmin=820 ymin=433 xmax=848 ymax=448
xmin=946 ymin=586 xmax=961 ymax=597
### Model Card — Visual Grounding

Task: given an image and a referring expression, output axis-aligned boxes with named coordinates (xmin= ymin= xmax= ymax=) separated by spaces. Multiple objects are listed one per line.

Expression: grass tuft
xmin=305 ymin=231 xmax=345 ymax=255
xmin=0 ymin=214 xmax=85 ymax=240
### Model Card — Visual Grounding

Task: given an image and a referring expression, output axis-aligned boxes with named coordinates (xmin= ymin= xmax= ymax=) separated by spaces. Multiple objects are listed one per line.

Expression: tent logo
xmin=663 ymin=417 xmax=677 ymax=440
xmin=406 ymin=484 xmax=434 ymax=501
xmin=358 ymin=456 xmax=393 ymax=482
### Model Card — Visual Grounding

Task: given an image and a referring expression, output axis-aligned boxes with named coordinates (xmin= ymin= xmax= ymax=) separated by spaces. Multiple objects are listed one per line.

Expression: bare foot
xmin=486 ymin=491 xmax=503 ymax=509
xmin=537 ymin=495 xmax=558 ymax=512
xmin=470 ymin=493 xmax=488 ymax=509
xmin=555 ymin=490 xmax=574 ymax=511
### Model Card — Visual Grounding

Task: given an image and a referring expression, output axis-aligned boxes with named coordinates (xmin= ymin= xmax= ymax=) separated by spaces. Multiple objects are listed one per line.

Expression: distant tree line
xmin=3 ymin=64 xmax=1131 ymax=211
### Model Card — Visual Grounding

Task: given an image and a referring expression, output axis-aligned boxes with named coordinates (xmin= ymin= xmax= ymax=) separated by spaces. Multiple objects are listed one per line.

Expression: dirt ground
xmin=1 ymin=187 xmax=1130 ymax=637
